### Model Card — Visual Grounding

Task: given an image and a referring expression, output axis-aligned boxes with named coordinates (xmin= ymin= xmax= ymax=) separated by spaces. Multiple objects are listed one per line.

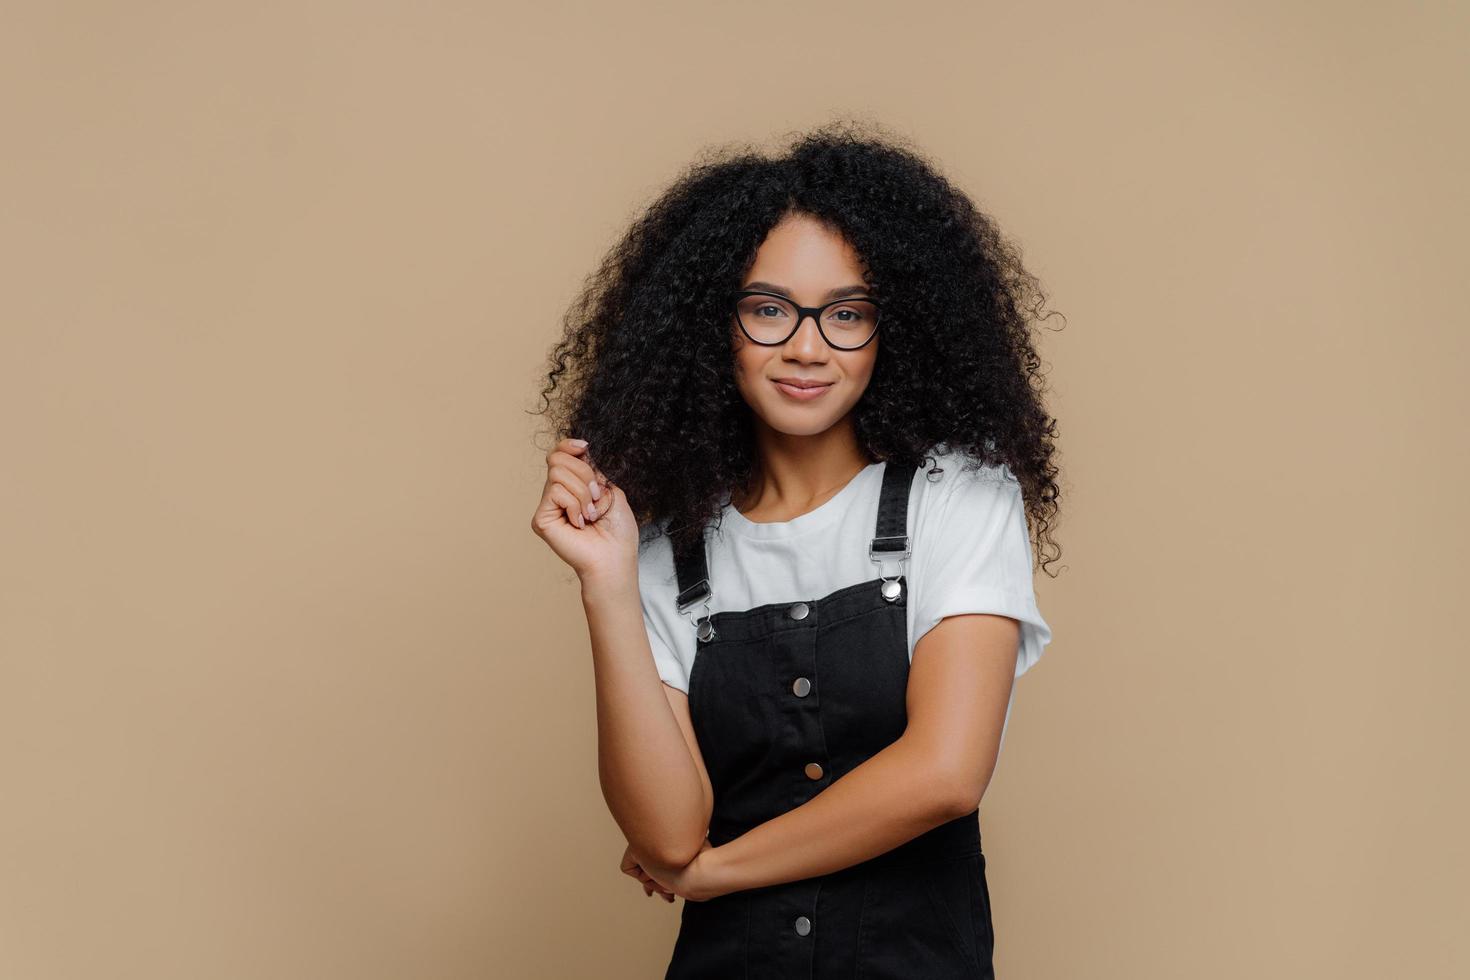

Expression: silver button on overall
xmin=792 ymin=676 xmax=812 ymax=697
xmin=793 ymin=915 xmax=812 ymax=936
xmin=804 ymin=762 xmax=824 ymax=780
xmin=787 ymin=601 xmax=809 ymax=620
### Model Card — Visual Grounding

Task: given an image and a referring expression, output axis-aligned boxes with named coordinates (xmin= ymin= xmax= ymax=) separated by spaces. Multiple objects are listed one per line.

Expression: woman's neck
xmin=733 ymin=424 xmax=874 ymax=521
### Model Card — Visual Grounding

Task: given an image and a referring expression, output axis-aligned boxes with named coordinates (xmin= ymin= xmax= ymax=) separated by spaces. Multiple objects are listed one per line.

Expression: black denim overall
xmin=664 ymin=460 xmax=995 ymax=980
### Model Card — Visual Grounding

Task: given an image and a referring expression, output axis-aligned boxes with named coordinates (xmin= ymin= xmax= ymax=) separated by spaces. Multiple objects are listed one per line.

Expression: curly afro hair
xmin=532 ymin=119 xmax=1064 ymax=576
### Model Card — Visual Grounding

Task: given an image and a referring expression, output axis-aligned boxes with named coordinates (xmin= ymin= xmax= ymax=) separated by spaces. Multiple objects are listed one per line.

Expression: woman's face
xmin=730 ymin=211 xmax=878 ymax=439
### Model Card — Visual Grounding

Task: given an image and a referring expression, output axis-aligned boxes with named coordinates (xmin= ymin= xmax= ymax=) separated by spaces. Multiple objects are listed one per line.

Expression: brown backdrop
xmin=2 ymin=2 xmax=1466 ymax=977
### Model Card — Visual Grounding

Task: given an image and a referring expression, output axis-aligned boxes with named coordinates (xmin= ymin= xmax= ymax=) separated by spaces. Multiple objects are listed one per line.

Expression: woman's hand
xmin=625 ymin=838 xmax=726 ymax=903
xmin=530 ymin=437 xmax=639 ymax=582
xmin=620 ymin=841 xmax=676 ymax=903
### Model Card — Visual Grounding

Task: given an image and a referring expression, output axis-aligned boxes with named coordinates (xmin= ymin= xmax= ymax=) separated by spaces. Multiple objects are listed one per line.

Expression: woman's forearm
xmin=701 ymin=733 xmax=974 ymax=894
xmin=581 ymin=571 xmax=710 ymax=866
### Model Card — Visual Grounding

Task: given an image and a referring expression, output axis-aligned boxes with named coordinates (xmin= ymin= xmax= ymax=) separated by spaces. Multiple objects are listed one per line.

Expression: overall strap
xmin=672 ymin=522 xmax=716 ymax=642
xmin=672 ymin=526 xmax=712 ymax=616
xmin=871 ymin=459 xmax=914 ymax=602
xmin=870 ymin=459 xmax=913 ymax=567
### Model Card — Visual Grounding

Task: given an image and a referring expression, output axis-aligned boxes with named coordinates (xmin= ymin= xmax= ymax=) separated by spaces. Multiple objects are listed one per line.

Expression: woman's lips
xmin=772 ymin=379 xmax=834 ymax=400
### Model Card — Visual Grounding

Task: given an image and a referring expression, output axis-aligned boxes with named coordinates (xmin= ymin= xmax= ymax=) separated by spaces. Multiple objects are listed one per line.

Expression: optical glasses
xmin=732 ymin=290 xmax=881 ymax=351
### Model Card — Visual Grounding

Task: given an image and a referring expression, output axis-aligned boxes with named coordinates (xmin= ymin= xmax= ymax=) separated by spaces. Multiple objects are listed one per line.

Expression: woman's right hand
xmin=530 ymin=437 xmax=639 ymax=582
xmin=621 ymin=841 xmax=676 ymax=903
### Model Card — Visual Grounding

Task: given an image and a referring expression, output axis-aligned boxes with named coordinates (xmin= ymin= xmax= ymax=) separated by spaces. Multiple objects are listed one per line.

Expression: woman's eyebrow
xmin=742 ymin=281 xmax=874 ymax=300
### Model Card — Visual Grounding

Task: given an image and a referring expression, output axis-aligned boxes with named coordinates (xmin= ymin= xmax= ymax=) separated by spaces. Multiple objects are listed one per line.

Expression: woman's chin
xmin=752 ymin=404 xmax=849 ymax=438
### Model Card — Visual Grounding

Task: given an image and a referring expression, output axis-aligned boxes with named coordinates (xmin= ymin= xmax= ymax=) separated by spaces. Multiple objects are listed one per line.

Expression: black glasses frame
xmin=732 ymin=290 xmax=882 ymax=351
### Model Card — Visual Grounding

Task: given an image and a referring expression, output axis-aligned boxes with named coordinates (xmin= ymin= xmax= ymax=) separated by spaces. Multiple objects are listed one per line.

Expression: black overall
xmin=664 ymin=460 xmax=996 ymax=979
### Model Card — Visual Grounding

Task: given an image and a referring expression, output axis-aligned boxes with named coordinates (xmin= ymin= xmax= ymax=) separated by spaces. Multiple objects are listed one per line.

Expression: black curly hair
xmin=531 ymin=119 xmax=1065 ymax=576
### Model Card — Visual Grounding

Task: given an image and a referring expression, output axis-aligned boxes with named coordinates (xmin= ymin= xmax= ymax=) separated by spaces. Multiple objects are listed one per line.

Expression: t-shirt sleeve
xmin=636 ymin=526 xmax=692 ymax=693
xmin=911 ymin=460 xmax=1053 ymax=678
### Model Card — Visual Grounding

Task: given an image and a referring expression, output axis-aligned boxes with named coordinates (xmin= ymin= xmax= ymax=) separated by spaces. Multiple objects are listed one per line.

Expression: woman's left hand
xmin=635 ymin=838 xmax=727 ymax=903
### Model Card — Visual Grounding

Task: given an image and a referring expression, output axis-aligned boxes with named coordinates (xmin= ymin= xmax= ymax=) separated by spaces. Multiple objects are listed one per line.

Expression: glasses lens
xmin=736 ymin=294 xmax=798 ymax=344
xmin=821 ymin=299 xmax=879 ymax=348
xmin=735 ymin=295 xmax=880 ymax=349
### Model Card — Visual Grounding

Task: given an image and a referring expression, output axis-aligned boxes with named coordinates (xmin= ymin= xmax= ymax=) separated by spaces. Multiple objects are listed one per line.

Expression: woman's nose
xmin=786 ymin=313 xmax=829 ymax=357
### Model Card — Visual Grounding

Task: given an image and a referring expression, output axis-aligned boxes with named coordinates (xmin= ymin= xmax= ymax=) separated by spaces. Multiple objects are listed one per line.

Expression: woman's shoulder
xmin=909 ymin=446 xmax=1027 ymax=553
xmin=920 ymin=445 xmax=1020 ymax=499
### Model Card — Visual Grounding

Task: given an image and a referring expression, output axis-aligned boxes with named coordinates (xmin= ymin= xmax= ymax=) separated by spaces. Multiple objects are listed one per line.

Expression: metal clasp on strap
xmin=675 ymin=578 xmax=711 ymax=613
xmin=869 ymin=535 xmax=911 ymax=562
xmin=675 ymin=579 xmax=717 ymax=642
xmin=870 ymin=534 xmax=910 ymax=602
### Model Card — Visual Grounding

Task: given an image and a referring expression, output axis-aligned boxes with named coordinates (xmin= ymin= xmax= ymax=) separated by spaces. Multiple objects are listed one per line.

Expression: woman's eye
xmin=757 ymin=305 xmax=786 ymax=317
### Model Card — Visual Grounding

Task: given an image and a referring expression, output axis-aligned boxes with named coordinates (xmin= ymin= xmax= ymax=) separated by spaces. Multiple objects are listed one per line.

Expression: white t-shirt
xmin=636 ymin=446 xmax=1053 ymax=752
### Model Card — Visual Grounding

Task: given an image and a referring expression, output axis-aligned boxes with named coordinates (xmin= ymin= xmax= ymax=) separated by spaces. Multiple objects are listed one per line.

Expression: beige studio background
xmin=2 ymin=2 xmax=1466 ymax=978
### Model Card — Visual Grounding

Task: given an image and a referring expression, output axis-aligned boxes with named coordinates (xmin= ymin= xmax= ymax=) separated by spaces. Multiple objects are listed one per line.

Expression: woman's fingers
xmin=592 ymin=482 xmax=616 ymax=521
xmin=580 ymin=466 xmax=609 ymax=518
xmin=548 ymin=438 xmax=608 ymax=514
xmin=547 ymin=462 xmax=596 ymax=524
xmin=642 ymin=874 xmax=674 ymax=901
xmin=548 ymin=482 xmax=585 ymax=529
xmin=549 ymin=439 xmax=601 ymax=492
xmin=554 ymin=459 xmax=594 ymax=489
xmin=623 ymin=855 xmax=675 ymax=902
xmin=549 ymin=436 xmax=589 ymax=462
xmin=590 ymin=469 xmax=613 ymax=510
xmin=642 ymin=882 xmax=672 ymax=901
xmin=569 ymin=480 xmax=612 ymax=524
xmin=620 ymin=841 xmax=673 ymax=902
xmin=547 ymin=460 xmax=610 ymax=525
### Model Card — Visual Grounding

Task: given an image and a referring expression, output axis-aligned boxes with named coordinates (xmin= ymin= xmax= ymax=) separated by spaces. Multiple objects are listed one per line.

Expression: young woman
xmin=531 ymin=122 xmax=1060 ymax=978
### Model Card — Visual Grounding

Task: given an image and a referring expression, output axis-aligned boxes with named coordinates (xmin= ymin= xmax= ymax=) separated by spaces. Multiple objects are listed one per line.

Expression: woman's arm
xmin=582 ymin=572 xmax=714 ymax=868
xmin=674 ymin=613 xmax=1019 ymax=899
xmin=530 ymin=438 xmax=713 ymax=870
